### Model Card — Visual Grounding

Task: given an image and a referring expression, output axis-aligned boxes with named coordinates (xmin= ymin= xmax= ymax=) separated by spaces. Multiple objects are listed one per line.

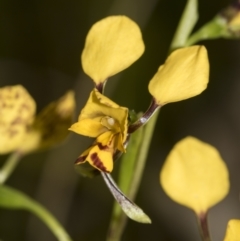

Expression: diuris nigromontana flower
xmin=69 ymin=89 xmax=128 ymax=173
xmin=81 ymin=15 xmax=145 ymax=85
xmin=0 ymin=85 xmax=75 ymax=155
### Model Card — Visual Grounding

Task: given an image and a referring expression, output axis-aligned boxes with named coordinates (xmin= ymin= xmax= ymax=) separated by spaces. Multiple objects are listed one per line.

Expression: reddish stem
xmin=128 ymin=98 xmax=160 ymax=134
xmin=197 ymin=212 xmax=211 ymax=241
xmin=95 ymin=80 xmax=107 ymax=94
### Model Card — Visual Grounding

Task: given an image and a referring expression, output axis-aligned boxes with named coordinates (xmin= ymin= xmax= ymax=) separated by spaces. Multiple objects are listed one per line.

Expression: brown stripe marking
xmin=90 ymin=152 xmax=108 ymax=172
xmin=75 ymin=155 xmax=87 ymax=164
xmin=97 ymin=143 xmax=108 ymax=150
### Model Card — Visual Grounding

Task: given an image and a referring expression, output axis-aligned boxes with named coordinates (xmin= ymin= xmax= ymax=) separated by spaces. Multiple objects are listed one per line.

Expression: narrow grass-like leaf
xmin=0 ymin=185 xmax=72 ymax=241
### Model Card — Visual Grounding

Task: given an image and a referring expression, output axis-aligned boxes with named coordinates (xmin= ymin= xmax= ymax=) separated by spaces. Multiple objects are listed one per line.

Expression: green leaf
xmin=170 ymin=0 xmax=199 ymax=50
xmin=118 ymin=126 xmax=144 ymax=194
xmin=0 ymin=185 xmax=73 ymax=241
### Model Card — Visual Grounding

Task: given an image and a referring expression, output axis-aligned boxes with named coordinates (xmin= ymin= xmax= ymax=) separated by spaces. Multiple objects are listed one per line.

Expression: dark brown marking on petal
xmin=15 ymin=92 xmax=19 ymax=99
xmin=1 ymin=102 xmax=6 ymax=108
xmin=11 ymin=117 xmax=22 ymax=125
xmin=21 ymin=103 xmax=30 ymax=110
xmin=75 ymin=155 xmax=88 ymax=164
xmin=98 ymin=143 xmax=108 ymax=150
xmin=8 ymin=129 xmax=18 ymax=137
xmin=90 ymin=152 xmax=108 ymax=172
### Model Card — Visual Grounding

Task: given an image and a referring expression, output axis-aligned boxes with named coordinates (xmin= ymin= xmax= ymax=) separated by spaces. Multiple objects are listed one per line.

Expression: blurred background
xmin=0 ymin=0 xmax=240 ymax=240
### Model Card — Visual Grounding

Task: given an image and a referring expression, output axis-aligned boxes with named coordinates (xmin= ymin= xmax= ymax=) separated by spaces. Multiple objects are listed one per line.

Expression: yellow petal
xmin=22 ymin=91 xmax=75 ymax=153
xmin=0 ymin=85 xmax=36 ymax=154
xmin=96 ymin=131 xmax=125 ymax=152
xmin=78 ymin=89 xmax=128 ymax=143
xmin=160 ymin=136 xmax=229 ymax=214
xmin=96 ymin=131 xmax=115 ymax=146
xmin=223 ymin=219 xmax=240 ymax=241
xmin=81 ymin=15 xmax=145 ymax=84
xmin=78 ymin=89 xmax=119 ymax=120
xmin=115 ymin=133 xmax=126 ymax=152
xmin=75 ymin=146 xmax=92 ymax=165
xmin=69 ymin=118 xmax=107 ymax=137
xmin=148 ymin=46 xmax=209 ymax=105
xmin=87 ymin=144 xmax=114 ymax=172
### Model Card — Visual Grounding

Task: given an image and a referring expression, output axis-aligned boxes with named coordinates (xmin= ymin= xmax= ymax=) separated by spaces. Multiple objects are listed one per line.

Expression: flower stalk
xmin=128 ymin=99 xmax=160 ymax=134
xmin=96 ymin=80 xmax=107 ymax=94
xmin=0 ymin=151 xmax=23 ymax=184
xmin=197 ymin=212 xmax=211 ymax=241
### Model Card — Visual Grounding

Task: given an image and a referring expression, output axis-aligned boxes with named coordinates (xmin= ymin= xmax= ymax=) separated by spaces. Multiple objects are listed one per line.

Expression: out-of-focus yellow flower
xmin=0 ymin=85 xmax=75 ymax=154
xmin=69 ymin=89 xmax=128 ymax=172
xmin=21 ymin=91 xmax=75 ymax=153
xmin=223 ymin=219 xmax=240 ymax=241
xmin=0 ymin=85 xmax=36 ymax=154
xmin=148 ymin=46 xmax=209 ymax=105
xmin=160 ymin=136 xmax=229 ymax=214
xmin=81 ymin=15 xmax=144 ymax=84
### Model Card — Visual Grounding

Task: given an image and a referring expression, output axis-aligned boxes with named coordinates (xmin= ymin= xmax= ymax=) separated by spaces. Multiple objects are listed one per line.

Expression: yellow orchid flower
xmin=81 ymin=15 xmax=145 ymax=85
xmin=0 ymin=85 xmax=75 ymax=155
xmin=148 ymin=45 xmax=209 ymax=106
xmin=21 ymin=91 xmax=75 ymax=153
xmin=69 ymin=89 xmax=128 ymax=173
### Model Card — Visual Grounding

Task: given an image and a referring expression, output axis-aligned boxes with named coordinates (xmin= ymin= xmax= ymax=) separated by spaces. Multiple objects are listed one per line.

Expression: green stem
xmin=29 ymin=200 xmax=73 ymax=241
xmin=0 ymin=185 xmax=73 ymax=241
xmin=185 ymin=16 xmax=227 ymax=46
xmin=170 ymin=0 xmax=198 ymax=50
xmin=0 ymin=151 xmax=23 ymax=184
xmin=128 ymin=110 xmax=159 ymax=200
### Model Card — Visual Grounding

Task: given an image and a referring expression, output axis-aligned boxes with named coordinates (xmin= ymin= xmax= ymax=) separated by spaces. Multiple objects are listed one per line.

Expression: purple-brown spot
xmin=97 ymin=143 xmax=108 ymax=150
xmin=90 ymin=152 xmax=108 ymax=172
xmin=8 ymin=129 xmax=18 ymax=137
xmin=21 ymin=103 xmax=30 ymax=110
xmin=11 ymin=117 xmax=22 ymax=125
xmin=15 ymin=92 xmax=20 ymax=99
xmin=75 ymin=155 xmax=88 ymax=164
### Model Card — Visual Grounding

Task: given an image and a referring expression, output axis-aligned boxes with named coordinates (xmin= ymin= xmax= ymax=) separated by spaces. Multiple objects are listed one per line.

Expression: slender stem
xmin=29 ymin=199 xmax=73 ymax=241
xmin=107 ymin=210 xmax=126 ymax=241
xmin=170 ymin=0 xmax=198 ymax=50
xmin=197 ymin=212 xmax=211 ymax=241
xmin=128 ymin=109 xmax=159 ymax=199
xmin=95 ymin=80 xmax=107 ymax=94
xmin=128 ymin=98 xmax=160 ymax=134
xmin=0 ymin=151 xmax=23 ymax=184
